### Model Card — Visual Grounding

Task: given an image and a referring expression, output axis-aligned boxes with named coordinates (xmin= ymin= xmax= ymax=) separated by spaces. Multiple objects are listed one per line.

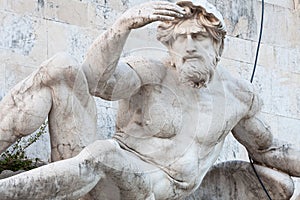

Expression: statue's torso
xmin=113 ymin=59 xmax=254 ymax=190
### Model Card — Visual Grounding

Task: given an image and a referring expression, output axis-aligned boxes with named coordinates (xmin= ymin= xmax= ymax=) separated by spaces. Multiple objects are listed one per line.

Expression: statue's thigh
xmin=82 ymin=139 xmax=175 ymax=199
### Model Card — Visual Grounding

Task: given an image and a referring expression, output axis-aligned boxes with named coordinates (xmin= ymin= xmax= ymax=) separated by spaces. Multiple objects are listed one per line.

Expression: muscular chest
xmin=139 ymin=79 xmax=245 ymax=144
xmin=119 ymin=68 xmax=250 ymax=145
xmin=139 ymin=75 xmax=225 ymax=141
xmin=141 ymin=83 xmax=193 ymax=138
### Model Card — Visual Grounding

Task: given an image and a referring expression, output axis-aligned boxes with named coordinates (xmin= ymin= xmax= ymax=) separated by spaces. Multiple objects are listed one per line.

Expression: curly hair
xmin=157 ymin=4 xmax=226 ymax=57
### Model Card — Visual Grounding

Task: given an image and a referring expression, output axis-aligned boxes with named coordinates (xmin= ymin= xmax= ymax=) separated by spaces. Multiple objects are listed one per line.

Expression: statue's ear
xmin=214 ymin=39 xmax=224 ymax=58
xmin=163 ymin=41 xmax=173 ymax=54
xmin=218 ymin=40 xmax=224 ymax=57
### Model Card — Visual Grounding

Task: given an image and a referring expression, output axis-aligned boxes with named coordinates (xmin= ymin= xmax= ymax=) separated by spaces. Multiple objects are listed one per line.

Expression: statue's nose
xmin=185 ymin=36 xmax=196 ymax=54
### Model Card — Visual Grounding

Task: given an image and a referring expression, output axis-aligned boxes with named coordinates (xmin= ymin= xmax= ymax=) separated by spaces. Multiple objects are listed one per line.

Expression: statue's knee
xmin=81 ymin=140 xmax=118 ymax=161
xmin=38 ymin=52 xmax=82 ymax=86
xmin=91 ymin=139 xmax=117 ymax=154
xmin=43 ymin=52 xmax=79 ymax=69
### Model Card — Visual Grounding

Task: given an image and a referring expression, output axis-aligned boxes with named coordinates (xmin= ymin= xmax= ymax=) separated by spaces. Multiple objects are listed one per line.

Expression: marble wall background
xmin=0 ymin=0 xmax=299 ymax=198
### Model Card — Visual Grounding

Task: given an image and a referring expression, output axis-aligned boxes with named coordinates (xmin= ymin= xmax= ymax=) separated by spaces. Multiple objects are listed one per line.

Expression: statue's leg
xmin=193 ymin=161 xmax=294 ymax=200
xmin=0 ymin=52 xmax=98 ymax=159
xmin=80 ymin=139 xmax=180 ymax=200
xmin=0 ymin=63 xmax=52 ymax=153
xmin=0 ymin=147 xmax=102 ymax=200
xmin=43 ymin=53 xmax=98 ymax=161
xmin=0 ymin=139 xmax=172 ymax=200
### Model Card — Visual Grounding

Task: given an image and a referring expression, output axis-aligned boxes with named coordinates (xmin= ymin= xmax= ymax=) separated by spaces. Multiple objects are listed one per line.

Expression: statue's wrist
xmin=113 ymin=17 xmax=132 ymax=32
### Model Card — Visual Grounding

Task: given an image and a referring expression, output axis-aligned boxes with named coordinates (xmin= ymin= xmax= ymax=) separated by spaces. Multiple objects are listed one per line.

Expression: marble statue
xmin=0 ymin=1 xmax=299 ymax=199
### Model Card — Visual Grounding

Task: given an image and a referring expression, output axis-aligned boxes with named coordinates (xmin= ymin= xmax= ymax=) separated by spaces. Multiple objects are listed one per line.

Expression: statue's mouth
xmin=180 ymin=76 xmax=207 ymax=88
xmin=182 ymin=55 xmax=204 ymax=63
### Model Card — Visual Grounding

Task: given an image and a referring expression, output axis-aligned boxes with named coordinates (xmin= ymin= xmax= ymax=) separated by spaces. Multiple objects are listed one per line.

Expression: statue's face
xmin=168 ymin=19 xmax=217 ymax=88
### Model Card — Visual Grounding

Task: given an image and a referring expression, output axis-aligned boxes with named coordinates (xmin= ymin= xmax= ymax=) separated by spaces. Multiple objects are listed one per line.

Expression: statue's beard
xmin=177 ymin=58 xmax=215 ymax=88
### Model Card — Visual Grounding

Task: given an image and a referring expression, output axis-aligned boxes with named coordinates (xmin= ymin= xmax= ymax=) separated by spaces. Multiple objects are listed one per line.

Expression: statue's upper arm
xmin=96 ymin=56 xmax=165 ymax=101
xmin=232 ymin=86 xmax=273 ymax=150
xmin=95 ymin=60 xmax=142 ymax=101
xmin=124 ymin=56 xmax=167 ymax=85
xmin=245 ymin=89 xmax=263 ymax=119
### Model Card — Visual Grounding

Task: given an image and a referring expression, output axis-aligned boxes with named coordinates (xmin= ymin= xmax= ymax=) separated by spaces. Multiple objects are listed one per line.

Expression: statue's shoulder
xmin=217 ymin=65 xmax=262 ymax=115
xmin=121 ymin=55 xmax=167 ymax=84
xmin=216 ymin=65 xmax=256 ymax=94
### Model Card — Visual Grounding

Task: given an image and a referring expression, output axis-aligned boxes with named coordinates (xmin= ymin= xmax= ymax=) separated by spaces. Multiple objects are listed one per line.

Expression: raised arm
xmin=81 ymin=1 xmax=185 ymax=97
xmin=232 ymin=93 xmax=300 ymax=177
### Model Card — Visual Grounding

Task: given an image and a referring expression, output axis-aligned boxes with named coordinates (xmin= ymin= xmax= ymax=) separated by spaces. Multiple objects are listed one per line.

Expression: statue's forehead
xmin=173 ymin=19 xmax=206 ymax=35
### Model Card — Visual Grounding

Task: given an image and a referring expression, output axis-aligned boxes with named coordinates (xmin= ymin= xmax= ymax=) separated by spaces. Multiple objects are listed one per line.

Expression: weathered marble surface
xmin=0 ymin=0 xmax=299 ymax=163
xmin=0 ymin=0 xmax=299 ymax=199
xmin=187 ymin=161 xmax=294 ymax=200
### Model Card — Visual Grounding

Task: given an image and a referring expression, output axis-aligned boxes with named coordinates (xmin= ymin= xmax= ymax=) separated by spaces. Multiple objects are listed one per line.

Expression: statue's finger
xmin=154 ymin=4 xmax=186 ymax=15
xmin=149 ymin=15 xmax=175 ymax=22
xmin=153 ymin=10 xmax=184 ymax=18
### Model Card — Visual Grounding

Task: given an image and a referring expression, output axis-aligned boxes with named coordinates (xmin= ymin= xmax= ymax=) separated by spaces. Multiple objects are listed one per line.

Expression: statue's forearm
xmin=82 ymin=19 xmax=131 ymax=94
xmin=249 ymin=139 xmax=300 ymax=177
xmin=233 ymin=113 xmax=300 ymax=177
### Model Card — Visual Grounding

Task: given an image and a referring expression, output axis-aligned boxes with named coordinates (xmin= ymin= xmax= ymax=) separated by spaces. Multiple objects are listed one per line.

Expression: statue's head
xmin=157 ymin=0 xmax=226 ymax=88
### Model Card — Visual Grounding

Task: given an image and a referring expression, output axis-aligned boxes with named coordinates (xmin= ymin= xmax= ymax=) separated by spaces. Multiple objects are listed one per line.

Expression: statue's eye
xmin=192 ymin=34 xmax=203 ymax=41
xmin=176 ymin=34 xmax=187 ymax=41
xmin=192 ymin=33 xmax=208 ymax=41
